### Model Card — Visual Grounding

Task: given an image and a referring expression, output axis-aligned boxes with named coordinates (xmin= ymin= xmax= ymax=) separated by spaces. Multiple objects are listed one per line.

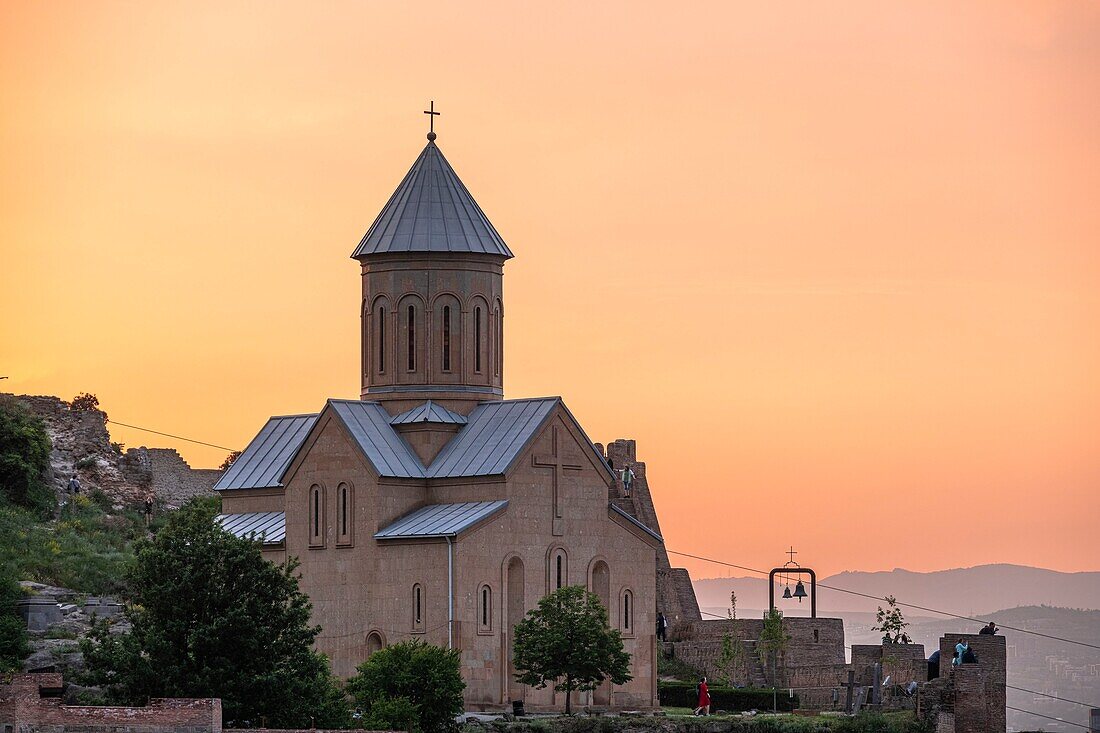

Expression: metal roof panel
xmin=214 ymin=415 xmax=317 ymax=490
xmin=351 ymin=141 xmax=513 ymax=260
xmin=216 ymin=511 xmax=286 ymax=544
xmin=374 ymin=500 xmax=508 ymax=539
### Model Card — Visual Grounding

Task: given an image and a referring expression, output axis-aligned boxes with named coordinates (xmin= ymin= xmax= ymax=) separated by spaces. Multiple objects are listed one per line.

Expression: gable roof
xmin=390 ymin=400 xmax=468 ymax=426
xmin=426 ymin=397 xmax=558 ymax=478
xmin=374 ymin=500 xmax=508 ymax=540
xmin=214 ymin=414 xmax=317 ymax=490
xmin=351 ymin=141 xmax=513 ymax=259
xmin=219 ymin=396 xmax=611 ymax=485
xmin=328 ymin=400 xmax=425 ymax=478
xmin=216 ymin=511 xmax=286 ymax=545
xmin=610 ymin=503 xmax=664 ymax=543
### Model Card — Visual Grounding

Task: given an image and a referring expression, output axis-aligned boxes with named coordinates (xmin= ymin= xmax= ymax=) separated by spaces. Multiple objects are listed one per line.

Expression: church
xmin=213 ymin=122 xmax=664 ymax=710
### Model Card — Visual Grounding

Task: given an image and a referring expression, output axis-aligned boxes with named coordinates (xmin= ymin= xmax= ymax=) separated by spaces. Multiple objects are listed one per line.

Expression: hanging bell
xmin=793 ymin=579 xmax=808 ymax=602
xmin=782 ymin=585 xmax=793 ymax=599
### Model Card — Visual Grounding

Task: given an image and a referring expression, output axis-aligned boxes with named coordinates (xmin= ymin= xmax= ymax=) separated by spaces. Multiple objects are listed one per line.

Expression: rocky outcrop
xmin=11 ymin=393 xmax=219 ymax=510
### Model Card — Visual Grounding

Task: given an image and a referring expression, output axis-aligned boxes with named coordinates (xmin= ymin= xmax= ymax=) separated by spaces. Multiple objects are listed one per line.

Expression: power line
xmin=107 ymin=419 xmax=239 ymax=453
xmin=1007 ymin=685 xmax=1099 ymax=710
xmin=669 ymin=549 xmax=1100 ymax=652
xmin=1007 ymin=705 xmax=1092 ymax=730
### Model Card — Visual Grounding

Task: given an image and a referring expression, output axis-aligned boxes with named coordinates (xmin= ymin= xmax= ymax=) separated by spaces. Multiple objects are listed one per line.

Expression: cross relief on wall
xmin=532 ymin=425 xmax=583 ymax=536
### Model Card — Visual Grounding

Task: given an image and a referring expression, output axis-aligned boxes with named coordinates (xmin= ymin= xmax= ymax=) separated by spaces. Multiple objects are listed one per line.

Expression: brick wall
xmin=937 ymin=634 xmax=1006 ymax=733
xmin=1 ymin=674 xmax=221 ymax=733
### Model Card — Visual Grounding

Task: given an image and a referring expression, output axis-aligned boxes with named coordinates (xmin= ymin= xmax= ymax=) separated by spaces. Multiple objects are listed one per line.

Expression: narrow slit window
xmin=622 ymin=590 xmax=634 ymax=633
xmin=556 ymin=554 xmax=563 ymax=589
xmin=482 ymin=587 xmax=489 ymax=626
xmin=442 ymin=305 xmax=451 ymax=371
xmin=313 ymin=490 xmax=319 ymax=536
xmin=309 ymin=485 xmax=324 ymax=547
xmin=474 ymin=306 xmax=483 ymax=372
xmin=377 ymin=307 xmax=385 ymax=372
xmin=407 ymin=305 xmax=416 ymax=371
xmin=413 ymin=584 xmax=423 ymax=629
xmin=340 ymin=486 xmax=347 ymax=535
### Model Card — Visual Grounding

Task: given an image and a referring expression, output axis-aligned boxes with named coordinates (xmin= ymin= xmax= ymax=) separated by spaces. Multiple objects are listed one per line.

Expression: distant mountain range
xmin=693 ymin=564 xmax=1100 ymax=618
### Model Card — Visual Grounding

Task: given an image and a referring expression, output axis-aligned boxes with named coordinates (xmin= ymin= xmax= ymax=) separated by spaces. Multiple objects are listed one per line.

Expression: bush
xmin=359 ymin=695 xmax=420 ymax=732
xmin=657 ymin=681 xmax=798 ymax=712
xmin=0 ymin=395 xmax=54 ymax=516
xmin=0 ymin=572 xmax=30 ymax=672
xmin=347 ymin=639 xmax=463 ymax=733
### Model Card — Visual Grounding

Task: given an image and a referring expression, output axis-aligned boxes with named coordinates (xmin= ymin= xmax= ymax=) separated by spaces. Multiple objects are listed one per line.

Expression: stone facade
xmin=1 ymin=674 xmax=221 ymax=733
xmin=218 ymin=136 xmax=664 ymax=712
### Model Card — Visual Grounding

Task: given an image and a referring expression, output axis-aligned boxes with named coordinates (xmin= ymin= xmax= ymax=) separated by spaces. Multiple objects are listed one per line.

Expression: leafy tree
xmin=346 ymin=639 xmax=463 ymax=733
xmin=872 ymin=595 xmax=912 ymax=644
xmin=219 ymin=450 xmax=242 ymax=471
xmin=758 ymin=608 xmax=790 ymax=686
xmin=0 ymin=571 xmax=30 ymax=672
xmin=70 ymin=392 xmax=104 ymax=416
xmin=0 ymin=395 xmax=54 ymax=516
xmin=79 ymin=497 xmax=350 ymax=728
xmin=512 ymin=585 xmax=632 ymax=714
xmin=717 ymin=591 xmax=744 ymax=686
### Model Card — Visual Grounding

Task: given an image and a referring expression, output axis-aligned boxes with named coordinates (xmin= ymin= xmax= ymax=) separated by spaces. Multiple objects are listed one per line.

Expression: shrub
xmin=347 ymin=639 xmax=464 ymax=733
xmin=657 ymin=681 xmax=798 ymax=712
xmin=0 ymin=572 xmax=30 ymax=672
xmin=0 ymin=395 xmax=54 ymax=516
xmin=75 ymin=456 xmax=97 ymax=470
xmin=359 ymin=695 xmax=420 ymax=732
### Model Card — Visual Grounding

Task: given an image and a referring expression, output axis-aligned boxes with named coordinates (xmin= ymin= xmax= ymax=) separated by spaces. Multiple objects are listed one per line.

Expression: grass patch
xmin=0 ymin=494 xmax=173 ymax=595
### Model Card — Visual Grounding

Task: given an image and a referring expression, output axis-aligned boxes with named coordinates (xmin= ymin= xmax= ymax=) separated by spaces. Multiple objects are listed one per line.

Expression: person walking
xmin=143 ymin=490 xmax=155 ymax=527
xmin=67 ymin=474 xmax=81 ymax=495
xmin=693 ymin=676 xmax=711 ymax=716
xmin=621 ymin=465 xmax=636 ymax=495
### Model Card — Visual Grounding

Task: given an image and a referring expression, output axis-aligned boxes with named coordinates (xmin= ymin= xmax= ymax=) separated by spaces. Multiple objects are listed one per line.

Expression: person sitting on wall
xmin=693 ymin=676 xmax=711 ymax=716
xmin=952 ymin=639 xmax=967 ymax=666
xmin=961 ymin=645 xmax=978 ymax=664
xmin=927 ymin=650 xmax=941 ymax=680
xmin=978 ymin=621 xmax=998 ymax=635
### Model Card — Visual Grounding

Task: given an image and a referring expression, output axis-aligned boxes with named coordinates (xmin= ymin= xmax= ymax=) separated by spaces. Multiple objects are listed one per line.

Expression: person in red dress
xmin=693 ymin=676 xmax=711 ymax=716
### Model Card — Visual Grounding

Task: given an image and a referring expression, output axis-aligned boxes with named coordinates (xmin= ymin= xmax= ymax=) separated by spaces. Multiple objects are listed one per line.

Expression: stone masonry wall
xmin=1 ymin=674 xmax=221 ymax=733
xmin=124 ymin=447 xmax=220 ymax=508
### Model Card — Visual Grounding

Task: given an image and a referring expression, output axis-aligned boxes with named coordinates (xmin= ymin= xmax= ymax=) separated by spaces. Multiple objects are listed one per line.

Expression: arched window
xmin=336 ymin=483 xmax=353 ymax=546
xmin=474 ymin=306 xmax=482 ymax=373
xmin=406 ymin=304 xmax=416 ymax=371
xmin=478 ymin=584 xmax=492 ymax=633
xmin=412 ymin=584 xmax=424 ymax=631
xmin=493 ymin=305 xmax=502 ymax=378
xmin=366 ymin=631 xmax=384 ymax=657
xmin=377 ymin=306 xmax=386 ymax=373
xmin=548 ymin=548 xmax=568 ymax=591
xmin=622 ymin=589 xmax=634 ymax=634
xmin=442 ymin=305 xmax=452 ymax=372
xmin=308 ymin=484 xmax=324 ymax=548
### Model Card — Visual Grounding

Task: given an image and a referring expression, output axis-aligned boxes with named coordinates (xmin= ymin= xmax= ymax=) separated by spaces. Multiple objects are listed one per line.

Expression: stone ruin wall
xmin=10 ymin=394 xmax=220 ymax=509
xmin=1 ymin=674 xmax=221 ymax=733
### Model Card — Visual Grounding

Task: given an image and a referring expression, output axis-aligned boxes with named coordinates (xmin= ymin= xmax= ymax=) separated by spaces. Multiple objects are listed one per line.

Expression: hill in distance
xmin=693 ymin=563 xmax=1100 ymax=618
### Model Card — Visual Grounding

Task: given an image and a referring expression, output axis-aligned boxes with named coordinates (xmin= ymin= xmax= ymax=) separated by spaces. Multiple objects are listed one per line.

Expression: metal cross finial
xmin=424 ymin=100 xmax=440 ymax=141
xmin=787 ymin=546 xmax=798 ymax=565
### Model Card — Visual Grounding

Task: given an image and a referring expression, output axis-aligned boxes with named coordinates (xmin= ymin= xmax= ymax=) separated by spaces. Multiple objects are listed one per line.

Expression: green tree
xmin=717 ymin=591 xmax=744 ymax=686
xmin=0 ymin=395 xmax=54 ymax=517
xmin=346 ymin=639 xmax=463 ymax=733
xmin=758 ymin=608 xmax=790 ymax=686
xmin=512 ymin=585 xmax=632 ymax=714
xmin=872 ymin=595 xmax=912 ymax=644
xmin=0 ymin=571 xmax=30 ymax=672
xmin=79 ymin=497 xmax=349 ymax=728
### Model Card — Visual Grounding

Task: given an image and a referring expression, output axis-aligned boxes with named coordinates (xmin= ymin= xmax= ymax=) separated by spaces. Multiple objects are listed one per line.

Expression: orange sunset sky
xmin=2 ymin=1 xmax=1098 ymax=580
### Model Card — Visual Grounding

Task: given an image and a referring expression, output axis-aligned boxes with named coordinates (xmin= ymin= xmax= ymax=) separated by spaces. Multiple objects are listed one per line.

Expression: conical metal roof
xmin=352 ymin=140 xmax=513 ymax=259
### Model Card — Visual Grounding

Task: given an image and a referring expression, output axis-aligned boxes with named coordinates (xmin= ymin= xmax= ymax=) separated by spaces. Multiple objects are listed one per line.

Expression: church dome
xmin=351 ymin=140 xmax=513 ymax=259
